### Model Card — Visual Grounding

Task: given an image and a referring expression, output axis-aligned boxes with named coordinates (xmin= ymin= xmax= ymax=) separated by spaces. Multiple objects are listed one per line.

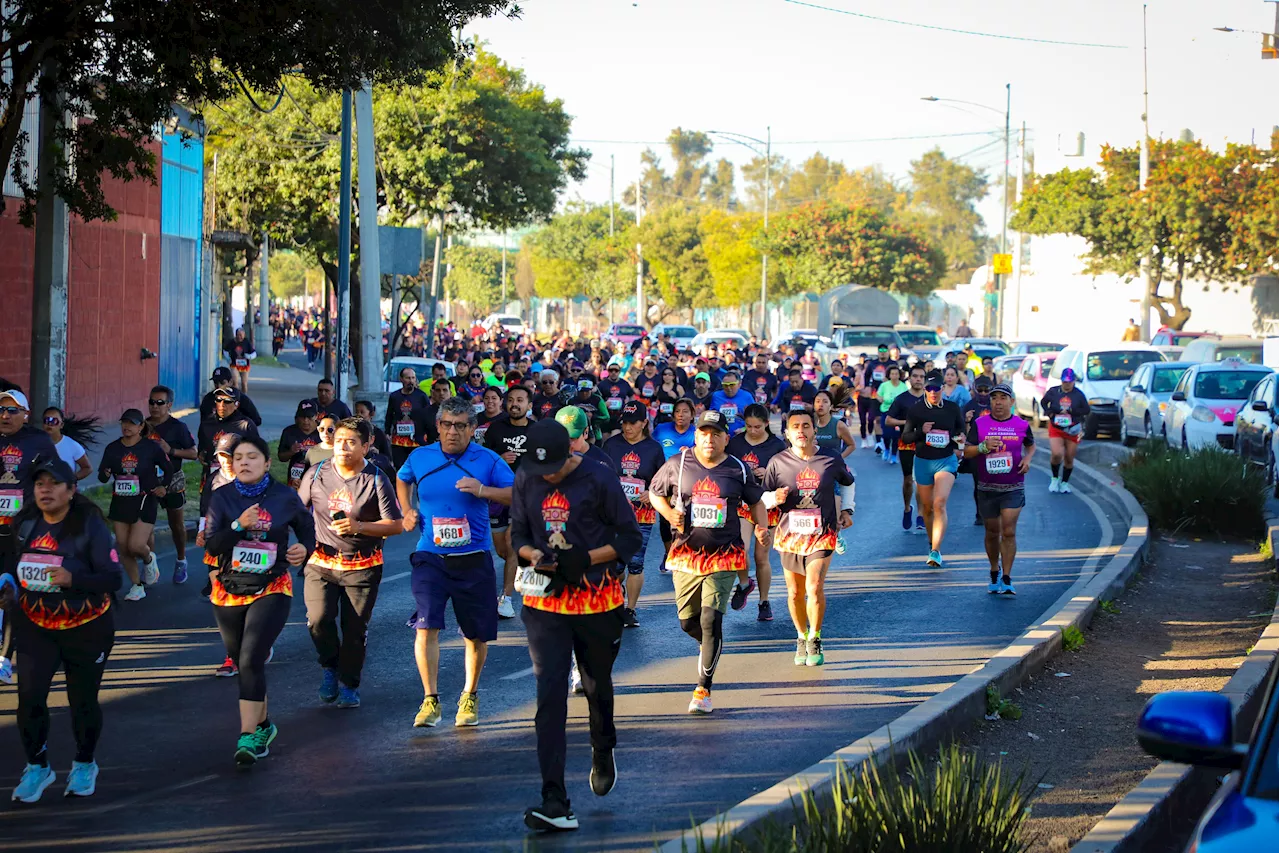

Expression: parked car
xmin=382 ymin=356 xmax=455 ymax=393
xmin=690 ymin=329 xmax=748 ymax=352
xmin=993 ymin=343 xmax=1065 ymax=385
xmin=602 ymin=323 xmax=648 ymax=348
xmin=647 ymin=323 xmax=698 ymax=350
xmin=1049 ymin=344 xmax=1166 ymax=438
xmin=1235 ymin=370 xmax=1278 ymax=484
xmin=1008 ymin=340 xmax=1067 ymax=356
xmin=1150 ymin=327 xmax=1219 ymax=349
xmin=1012 ymin=352 xmax=1058 ymax=426
xmin=1136 ymin=669 xmax=1277 ymax=853
xmin=1181 ymin=336 xmax=1264 ymax=365
xmin=1163 ymin=360 xmax=1271 ymax=451
xmin=1118 ymin=361 xmax=1193 ymax=445
xmin=480 ymin=313 xmax=528 ymax=337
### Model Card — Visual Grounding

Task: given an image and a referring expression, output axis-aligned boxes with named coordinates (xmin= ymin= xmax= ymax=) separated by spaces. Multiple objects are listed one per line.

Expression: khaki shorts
xmin=673 ymin=571 xmax=737 ymax=619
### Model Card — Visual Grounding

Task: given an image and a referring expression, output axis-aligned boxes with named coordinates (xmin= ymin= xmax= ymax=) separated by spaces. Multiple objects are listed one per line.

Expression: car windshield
xmin=1150 ymin=368 xmax=1188 ymax=393
xmin=898 ymin=330 xmax=941 ymax=347
xmin=615 ymin=325 xmax=645 ymax=336
xmin=496 ymin=316 xmax=522 ymax=325
xmin=1026 ymin=344 xmax=1062 ymax=354
xmin=1171 ymin=333 xmax=1205 ymax=346
xmin=1087 ymin=351 xmax=1156 ymax=381
xmin=837 ymin=330 xmax=900 ymax=348
xmin=1195 ymin=370 xmax=1265 ymax=401
xmin=1039 ymin=358 xmax=1056 ymax=378
xmin=1214 ymin=346 xmax=1262 ymax=364
xmin=666 ymin=326 xmax=696 ymax=337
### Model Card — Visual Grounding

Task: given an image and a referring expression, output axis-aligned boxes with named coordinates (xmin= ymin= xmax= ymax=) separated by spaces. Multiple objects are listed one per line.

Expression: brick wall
xmin=0 ymin=205 xmax=36 ymax=384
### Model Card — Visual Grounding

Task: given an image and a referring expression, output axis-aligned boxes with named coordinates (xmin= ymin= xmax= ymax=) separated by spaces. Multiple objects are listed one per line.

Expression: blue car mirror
xmin=1137 ymin=692 xmax=1246 ymax=769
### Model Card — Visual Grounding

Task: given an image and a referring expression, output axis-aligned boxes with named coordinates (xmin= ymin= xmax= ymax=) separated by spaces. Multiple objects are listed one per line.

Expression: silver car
xmin=1118 ymin=361 xmax=1193 ymax=445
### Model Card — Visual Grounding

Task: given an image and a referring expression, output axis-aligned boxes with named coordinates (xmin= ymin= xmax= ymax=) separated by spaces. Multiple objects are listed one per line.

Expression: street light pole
xmin=760 ymin=126 xmax=771 ymax=341
xmin=1139 ymin=3 xmax=1153 ymax=341
xmin=997 ymin=82 xmax=1010 ymax=338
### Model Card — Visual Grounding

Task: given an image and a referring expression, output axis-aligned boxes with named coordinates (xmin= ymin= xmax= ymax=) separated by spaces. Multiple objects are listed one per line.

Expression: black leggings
xmin=679 ymin=608 xmax=724 ymax=690
xmin=857 ymin=397 xmax=877 ymax=438
xmin=15 ymin=608 xmax=115 ymax=766
xmin=213 ymin=593 xmax=291 ymax=701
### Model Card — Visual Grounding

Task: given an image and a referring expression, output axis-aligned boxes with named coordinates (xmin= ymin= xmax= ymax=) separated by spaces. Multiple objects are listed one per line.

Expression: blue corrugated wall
xmin=159 ymin=132 xmax=203 ymax=409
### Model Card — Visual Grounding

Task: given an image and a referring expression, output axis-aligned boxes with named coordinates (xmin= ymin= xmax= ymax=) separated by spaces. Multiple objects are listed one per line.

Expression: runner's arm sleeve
xmin=1076 ymin=391 xmax=1092 ymax=418
xmin=840 ymin=480 xmax=855 ymax=514
xmin=1039 ymin=389 xmax=1055 ymax=414
xmin=76 ymin=516 xmax=126 ymax=593
xmin=899 ymin=413 xmax=924 ymax=445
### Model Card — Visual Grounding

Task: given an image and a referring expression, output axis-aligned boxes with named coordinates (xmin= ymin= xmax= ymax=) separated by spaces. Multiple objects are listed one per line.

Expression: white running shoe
xmin=688 ymin=687 xmax=713 ymax=714
xmin=123 ymin=583 xmax=146 ymax=602
xmin=142 ymin=553 xmax=160 ymax=585
xmin=497 ymin=595 xmax=515 ymax=619
xmin=1060 ymin=482 xmax=1073 ymax=494
xmin=1048 ymin=477 xmax=1061 ymax=493
xmin=0 ymin=656 xmax=13 ymax=685
xmin=569 ymin=664 xmax=584 ymax=696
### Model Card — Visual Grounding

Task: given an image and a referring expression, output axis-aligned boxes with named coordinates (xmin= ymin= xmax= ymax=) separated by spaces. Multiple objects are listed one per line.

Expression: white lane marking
xmin=383 ymin=570 xmax=410 ymax=582
xmin=501 ymin=666 xmax=536 ymax=680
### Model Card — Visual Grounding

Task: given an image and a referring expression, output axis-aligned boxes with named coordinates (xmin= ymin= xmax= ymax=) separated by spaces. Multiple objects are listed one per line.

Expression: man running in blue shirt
xmin=708 ymin=371 xmax=754 ymax=436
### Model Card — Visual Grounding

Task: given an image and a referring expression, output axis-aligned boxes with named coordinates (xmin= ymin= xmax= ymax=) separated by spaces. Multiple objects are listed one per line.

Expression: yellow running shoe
xmin=413 ymin=696 xmax=442 ymax=728
xmin=455 ymin=692 xmax=479 ymax=727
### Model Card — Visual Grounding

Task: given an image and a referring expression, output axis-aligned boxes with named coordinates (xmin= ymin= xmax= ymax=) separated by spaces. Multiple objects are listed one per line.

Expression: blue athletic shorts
xmin=912 ymin=454 xmax=959 ymax=486
xmin=408 ymin=550 xmax=498 ymax=641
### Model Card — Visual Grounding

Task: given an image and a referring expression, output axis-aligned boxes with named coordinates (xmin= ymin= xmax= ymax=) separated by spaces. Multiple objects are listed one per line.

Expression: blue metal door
xmin=159 ymin=235 xmax=197 ymax=408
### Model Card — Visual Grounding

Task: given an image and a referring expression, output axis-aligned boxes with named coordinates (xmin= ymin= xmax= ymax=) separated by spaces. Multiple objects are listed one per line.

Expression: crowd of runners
xmin=0 ymin=321 xmax=1093 ymax=832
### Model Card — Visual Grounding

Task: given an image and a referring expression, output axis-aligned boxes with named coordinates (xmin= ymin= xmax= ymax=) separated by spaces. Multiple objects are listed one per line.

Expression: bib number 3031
xmin=691 ymin=497 xmax=727 ymax=529
xmin=17 ymin=553 xmax=61 ymax=592
xmin=231 ymin=541 xmax=278 ymax=573
xmin=433 ymin=517 xmax=471 ymax=548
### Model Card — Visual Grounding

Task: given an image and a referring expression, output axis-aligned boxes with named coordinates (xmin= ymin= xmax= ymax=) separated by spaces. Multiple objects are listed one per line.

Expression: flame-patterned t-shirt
xmin=649 ymin=449 xmax=764 ymax=574
xmin=14 ymin=513 xmax=124 ymax=630
xmin=99 ymin=437 xmax=167 ymax=500
xmin=298 ymin=459 xmax=402 ymax=571
xmin=205 ymin=479 xmax=316 ymax=602
xmin=601 ymin=434 xmax=666 ymax=525
xmin=386 ymin=388 xmax=432 ymax=449
xmin=726 ymin=432 xmax=787 ymax=525
xmin=762 ymin=446 xmax=854 ymax=556
xmin=0 ymin=426 xmax=58 ymax=527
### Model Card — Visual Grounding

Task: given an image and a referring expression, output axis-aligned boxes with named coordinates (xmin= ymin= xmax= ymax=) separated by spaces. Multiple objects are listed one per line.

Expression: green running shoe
xmin=234 ymin=734 xmax=258 ymax=767
xmin=253 ymin=721 xmax=278 ymax=757
xmin=794 ymin=638 xmax=807 ymax=666
xmin=806 ymin=637 xmax=825 ymax=667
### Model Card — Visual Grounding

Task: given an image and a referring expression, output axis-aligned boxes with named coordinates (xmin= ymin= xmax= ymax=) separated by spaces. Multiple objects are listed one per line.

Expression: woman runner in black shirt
xmin=900 ymin=370 xmax=967 ymax=568
xmin=725 ymin=403 xmax=786 ymax=621
xmin=98 ymin=409 xmax=167 ymax=601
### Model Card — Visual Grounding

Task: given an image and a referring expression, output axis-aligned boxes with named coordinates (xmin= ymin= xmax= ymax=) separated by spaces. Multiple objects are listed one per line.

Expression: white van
xmin=1048 ymin=344 xmax=1166 ymax=438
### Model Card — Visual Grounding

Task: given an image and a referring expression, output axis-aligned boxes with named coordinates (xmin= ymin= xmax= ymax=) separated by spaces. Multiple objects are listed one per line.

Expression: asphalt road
xmin=0 ymin=403 xmax=1121 ymax=852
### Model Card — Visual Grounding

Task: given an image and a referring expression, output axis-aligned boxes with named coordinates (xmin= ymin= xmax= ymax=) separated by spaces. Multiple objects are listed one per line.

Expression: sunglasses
xmin=319 ymin=426 xmax=336 ymax=434
xmin=43 ymin=416 xmax=61 ymax=425
xmin=925 ymin=384 xmax=942 ymax=392
xmin=0 ymin=406 xmax=26 ymax=416
xmin=148 ymin=399 xmax=169 ymax=406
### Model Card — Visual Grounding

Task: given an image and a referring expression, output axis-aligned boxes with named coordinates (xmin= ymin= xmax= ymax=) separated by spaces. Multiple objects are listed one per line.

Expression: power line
xmin=782 ymin=0 xmax=1130 ymax=49
xmin=233 ymin=73 xmax=286 ymax=113
xmin=572 ymin=130 xmax=1007 ymax=146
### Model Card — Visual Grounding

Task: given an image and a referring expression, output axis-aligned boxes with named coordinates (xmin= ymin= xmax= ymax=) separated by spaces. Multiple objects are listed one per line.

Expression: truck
xmin=812 ymin=284 xmax=910 ymax=369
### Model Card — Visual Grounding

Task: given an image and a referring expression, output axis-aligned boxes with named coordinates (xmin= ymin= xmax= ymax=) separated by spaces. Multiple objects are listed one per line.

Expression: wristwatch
xmin=231 ymin=520 xmax=243 ymax=532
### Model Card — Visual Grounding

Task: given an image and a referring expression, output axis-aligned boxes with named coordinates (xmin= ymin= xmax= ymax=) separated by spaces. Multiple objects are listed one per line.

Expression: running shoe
xmin=215 ymin=656 xmax=238 ymax=677
xmin=455 ymin=692 xmax=479 ymax=727
xmin=234 ymin=733 xmax=260 ymax=767
xmin=123 ymin=583 xmax=146 ymax=602
xmin=988 ymin=580 xmax=1001 ymax=594
xmin=525 ymin=790 xmax=579 ymax=832
xmin=590 ymin=747 xmax=617 ymax=797
xmin=688 ymin=686 xmax=713 ymax=715
xmin=335 ymin=686 xmax=361 ymax=708
xmin=63 ymin=760 xmax=98 ymax=798
xmin=569 ymin=664 xmax=584 ymax=696
xmin=730 ymin=577 xmax=756 ymax=611
xmin=758 ymin=601 xmax=774 ymax=622
xmin=806 ymin=637 xmax=825 ymax=667
xmin=927 ymin=550 xmax=943 ymax=567
xmin=794 ymin=637 xmax=807 ymax=665
xmin=915 ymin=516 xmax=926 ymax=534
xmin=835 ymin=533 xmax=847 ymax=555
xmin=901 ymin=507 xmax=913 ymax=531
xmin=173 ymin=559 xmax=188 ymax=584
xmin=1049 ymin=477 xmax=1061 ymax=493
xmin=414 ymin=696 xmax=442 ymax=728
xmin=142 ymin=553 xmax=160 ymax=586
xmin=1060 ymin=482 xmax=1073 ymax=495
xmin=874 ymin=443 xmax=883 ymax=455
xmin=658 ymin=561 xmax=671 ymax=575
xmin=621 ymin=608 xmax=639 ymax=628
xmin=266 ymin=646 xmax=274 ymax=664
xmin=12 ymin=764 xmax=54 ymax=803
xmin=888 ymin=453 xmax=899 ymax=465
xmin=253 ymin=720 xmax=278 ymax=756
xmin=319 ymin=668 xmax=339 ymax=703
xmin=497 ymin=595 xmax=515 ymax=619
xmin=1001 ymin=580 xmax=1017 ymax=595
xmin=0 ymin=656 xmax=13 ymax=685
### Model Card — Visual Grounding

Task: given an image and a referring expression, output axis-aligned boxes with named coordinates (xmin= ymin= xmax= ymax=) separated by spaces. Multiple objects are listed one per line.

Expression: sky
xmin=467 ymin=0 xmax=1280 ymax=236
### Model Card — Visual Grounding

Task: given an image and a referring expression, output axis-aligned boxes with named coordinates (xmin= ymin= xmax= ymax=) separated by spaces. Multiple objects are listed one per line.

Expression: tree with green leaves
xmin=701 ymin=209 xmax=781 ymax=308
xmin=445 ymin=245 xmax=505 ymax=314
xmin=1 ymin=0 xmax=516 ymax=223
xmin=524 ymin=203 xmax=635 ymax=302
xmin=897 ymin=148 xmax=989 ymax=279
xmin=637 ymin=205 xmax=716 ymax=318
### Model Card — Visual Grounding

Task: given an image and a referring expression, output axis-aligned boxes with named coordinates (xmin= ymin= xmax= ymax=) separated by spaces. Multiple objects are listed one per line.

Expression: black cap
xmin=620 ymin=401 xmax=648 ymax=423
xmin=296 ymin=400 xmax=319 ymax=417
xmin=214 ymin=387 xmax=241 ymax=403
xmin=974 ymin=374 xmax=994 ymax=390
xmin=31 ymin=457 xmax=75 ymax=485
xmin=695 ymin=410 xmax=729 ymax=434
xmin=990 ymin=382 xmax=1014 ymax=398
xmin=119 ymin=408 xmax=145 ymax=425
xmin=211 ymin=366 xmax=232 ymax=382
xmin=522 ymin=419 xmax=572 ymax=476
xmin=214 ymin=433 xmax=240 ymax=456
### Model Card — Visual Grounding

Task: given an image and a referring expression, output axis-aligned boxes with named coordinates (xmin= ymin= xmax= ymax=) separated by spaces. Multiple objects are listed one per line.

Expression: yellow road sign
xmin=992 ymin=253 xmax=1013 ymax=275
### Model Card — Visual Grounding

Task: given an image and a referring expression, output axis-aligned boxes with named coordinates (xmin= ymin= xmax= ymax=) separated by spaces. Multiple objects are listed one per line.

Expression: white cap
xmin=0 ymin=390 xmax=30 ymax=410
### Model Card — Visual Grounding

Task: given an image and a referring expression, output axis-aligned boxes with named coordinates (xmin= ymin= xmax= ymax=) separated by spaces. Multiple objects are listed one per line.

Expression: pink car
xmin=1012 ymin=351 xmax=1059 ymax=426
xmin=603 ymin=323 xmax=647 ymax=348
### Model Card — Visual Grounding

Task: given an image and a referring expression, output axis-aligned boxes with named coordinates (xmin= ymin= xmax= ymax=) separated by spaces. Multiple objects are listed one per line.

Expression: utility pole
xmin=426 ymin=213 xmax=445 ymax=351
xmin=355 ymin=83 xmax=383 ymax=398
xmin=609 ymin=154 xmax=616 ymax=325
xmin=256 ymin=234 xmax=271 ymax=355
xmin=760 ymin=126 xmax=771 ymax=340
xmin=635 ymin=154 xmax=645 ymax=326
xmin=335 ymin=88 xmax=353 ymax=399
xmin=1010 ymin=123 xmax=1027 ymax=339
xmin=444 ymin=231 xmax=454 ymax=324
xmin=995 ymin=83 xmax=1011 ymax=338
xmin=501 ymin=229 xmax=508 ymax=309
xmin=29 ymin=57 xmax=70 ymax=412
xmin=1138 ymin=3 xmax=1153 ymax=341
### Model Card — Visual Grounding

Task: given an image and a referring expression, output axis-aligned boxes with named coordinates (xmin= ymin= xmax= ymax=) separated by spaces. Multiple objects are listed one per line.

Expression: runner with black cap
xmin=386 ymin=366 xmax=432 ymax=471
xmin=198 ymin=387 xmax=260 ymax=490
xmin=1040 ymin=368 xmax=1090 ymax=494
xmin=649 ymin=410 xmax=769 ymax=715
xmin=98 ymin=409 xmax=167 ymax=601
xmin=485 ymin=385 xmax=533 ymax=619
xmin=964 ymin=383 xmax=1035 ymax=594
xmin=597 ymin=359 xmax=633 ymax=436
xmin=145 ymin=385 xmax=197 ymax=583
xmin=307 ymin=379 xmax=353 ymax=422
xmin=280 ymin=401 xmax=322 ymax=490
xmin=602 ymin=401 xmax=665 ymax=628
xmin=4 ymin=458 xmax=123 ymax=802
xmin=200 ymin=367 xmax=263 ymax=427
xmin=0 ymin=388 xmax=60 ymax=684
xmin=726 ymin=403 xmax=786 ymax=621
xmin=224 ymin=328 xmax=255 ymax=394
xmin=512 ymin=418 xmax=641 ymax=833
xmin=899 ymin=370 xmax=966 ymax=568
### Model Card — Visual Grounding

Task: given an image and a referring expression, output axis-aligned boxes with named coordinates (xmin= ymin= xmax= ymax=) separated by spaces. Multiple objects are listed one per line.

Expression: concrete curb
xmin=1070 ymin=514 xmax=1280 ymax=853
xmin=660 ymin=458 xmax=1150 ymax=852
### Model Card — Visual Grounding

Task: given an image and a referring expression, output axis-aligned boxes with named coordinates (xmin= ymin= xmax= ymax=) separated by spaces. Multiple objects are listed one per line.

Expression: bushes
xmin=687 ymin=744 xmax=1033 ymax=853
xmin=1120 ymin=439 xmax=1268 ymax=538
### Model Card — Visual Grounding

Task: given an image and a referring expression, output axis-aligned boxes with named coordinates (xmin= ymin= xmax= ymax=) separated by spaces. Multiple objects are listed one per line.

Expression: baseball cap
xmin=554 ymin=405 xmax=589 ymax=439
xmin=694 ymin=372 xmax=711 ymax=382
xmin=296 ymin=400 xmax=319 ymax=418
xmin=924 ymin=370 xmax=945 ymax=391
xmin=214 ymin=434 xmax=239 ymax=456
xmin=211 ymin=366 xmax=232 ymax=382
xmin=522 ymin=419 xmax=571 ymax=476
xmin=695 ymin=410 xmax=729 ymax=433
xmin=577 ymin=379 xmax=594 ymax=391
xmin=974 ymin=374 xmax=994 ymax=391
xmin=31 ymin=457 xmax=75 ymax=484
xmin=1061 ymin=368 xmax=1077 ymax=382
xmin=620 ymin=401 xmax=648 ymax=422
xmin=119 ymin=408 xmax=145 ymax=425
xmin=0 ymin=389 xmax=29 ymax=410
xmin=990 ymin=382 xmax=1014 ymax=398
xmin=213 ymin=387 xmax=240 ymax=403
xmin=877 ymin=344 xmax=889 ymax=352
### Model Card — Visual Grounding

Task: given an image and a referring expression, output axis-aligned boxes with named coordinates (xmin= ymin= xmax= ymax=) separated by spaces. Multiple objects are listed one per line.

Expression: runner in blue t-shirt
xmin=394 ymin=397 xmax=515 ymax=730
xmin=708 ymin=371 xmax=754 ymax=435
xmin=653 ymin=398 xmax=698 ymax=459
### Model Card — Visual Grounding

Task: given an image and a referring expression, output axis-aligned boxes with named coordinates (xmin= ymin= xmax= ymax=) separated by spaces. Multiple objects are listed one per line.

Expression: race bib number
xmin=755 ymin=390 xmax=768 ymax=404
xmin=17 ymin=553 xmax=61 ymax=593
xmin=433 ymin=516 xmax=471 ymax=548
xmin=234 ymin=358 xmax=248 ymax=368
xmin=114 ymin=476 xmax=141 ymax=497
xmin=1053 ymin=414 xmax=1071 ymax=429
xmin=641 ymin=386 xmax=655 ymax=398
xmin=473 ymin=425 xmax=489 ymax=443
xmin=985 ymin=452 xmax=1013 ymax=475
xmin=719 ymin=404 xmax=738 ymax=421
xmin=788 ymin=508 xmax=821 ymax=535
xmin=289 ymin=464 xmax=305 ymax=484
xmin=620 ymin=476 xmax=645 ymax=501
xmin=873 ymin=367 xmax=885 ymax=382
xmin=789 ymin=400 xmax=807 ymax=412
xmin=515 ymin=566 xmax=552 ymax=598
xmin=0 ymin=490 xmax=23 ymax=517
xmin=925 ymin=430 xmax=950 ymax=449
xmin=659 ymin=402 xmax=674 ymax=414
xmin=607 ymin=397 xmax=623 ymax=411
xmin=691 ymin=497 xmax=727 ymax=529
xmin=473 ymin=403 xmax=485 ymax=414
xmin=231 ymin=541 xmax=278 ymax=573
xmin=396 ymin=422 xmax=415 ymax=437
